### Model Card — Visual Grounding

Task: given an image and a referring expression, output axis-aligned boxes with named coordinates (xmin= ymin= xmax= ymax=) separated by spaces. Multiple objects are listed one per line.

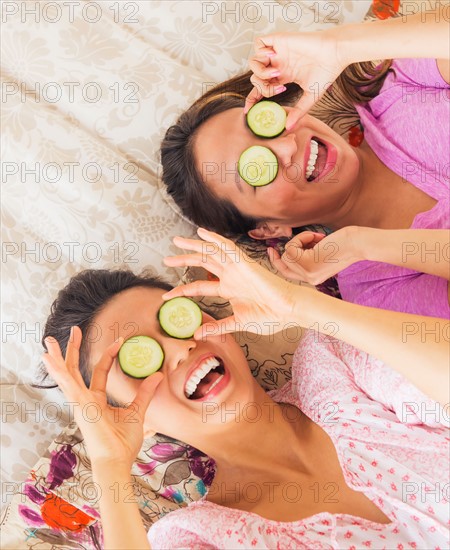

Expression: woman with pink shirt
xmin=161 ymin=5 xmax=450 ymax=318
xmin=42 ymin=229 xmax=449 ymax=549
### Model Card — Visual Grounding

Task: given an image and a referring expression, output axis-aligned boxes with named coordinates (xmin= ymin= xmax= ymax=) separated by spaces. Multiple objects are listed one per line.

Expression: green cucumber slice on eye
xmin=246 ymin=100 xmax=287 ymax=138
xmin=238 ymin=146 xmax=278 ymax=187
xmin=158 ymin=297 xmax=202 ymax=339
xmin=118 ymin=336 xmax=164 ymax=379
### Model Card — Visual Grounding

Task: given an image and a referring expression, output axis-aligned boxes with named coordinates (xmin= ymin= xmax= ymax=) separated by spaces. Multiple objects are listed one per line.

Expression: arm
xmin=338 ymin=2 xmax=450 ymax=81
xmin=269 ymin=227 xmax=450 ymax=285
xmin=297 ymin=286 xmax=449 ymax=408
xmin=359 ymin=227 xmax=450 ymax=279
xmin=93 ymin=463 xmax=151 ymax=550
xmin=245 ymin=2 xmax=450 ymax=123
xmin=42 ymin=329 xmax=161 ymax=550
xmin=164 ymin=229 xmax=450 ymax=407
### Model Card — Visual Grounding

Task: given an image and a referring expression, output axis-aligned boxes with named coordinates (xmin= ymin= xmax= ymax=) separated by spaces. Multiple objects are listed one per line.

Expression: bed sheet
xmin=3 ymin=1 xmax=432 ymax=545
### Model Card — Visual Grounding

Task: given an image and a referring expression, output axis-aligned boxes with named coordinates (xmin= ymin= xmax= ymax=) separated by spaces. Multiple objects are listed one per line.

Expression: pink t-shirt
xmin=148 ymin=330 xmax=449 ymax=549
xmin=336 ymin=58 xmax=450 ymax=318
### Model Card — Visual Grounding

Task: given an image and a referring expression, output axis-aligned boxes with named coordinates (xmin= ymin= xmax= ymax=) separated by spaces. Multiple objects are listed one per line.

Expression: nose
xmin=267 ymin=132 xmax=297 ymax=167
xmin=163 ymin=337 xmax=197 ymax=373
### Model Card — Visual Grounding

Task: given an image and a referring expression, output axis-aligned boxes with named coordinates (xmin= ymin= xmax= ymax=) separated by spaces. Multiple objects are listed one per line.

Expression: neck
xmin=191 ymin=390 xmax=313 ymax=480
xmin=329 ymin=142 xmax=390 ymax=230
xmin=326 ymin=141 xmax=414 ymax=230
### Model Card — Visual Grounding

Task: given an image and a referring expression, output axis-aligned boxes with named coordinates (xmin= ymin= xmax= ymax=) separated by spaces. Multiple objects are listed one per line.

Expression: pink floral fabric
xmin=148 ymin=330 xmax=450 ymax=549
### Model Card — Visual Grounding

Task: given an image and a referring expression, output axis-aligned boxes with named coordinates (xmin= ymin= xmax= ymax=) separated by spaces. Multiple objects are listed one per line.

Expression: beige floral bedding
xmin=2 ymin=0 xmax=426 ymax=547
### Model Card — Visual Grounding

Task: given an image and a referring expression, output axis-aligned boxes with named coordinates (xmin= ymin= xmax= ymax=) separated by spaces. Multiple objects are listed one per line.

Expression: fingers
xmin=254 ymin=35 xmax=275 ymax=50
xmin=248 ymin=57 xmax=280 ymax=81
xmin=171 ymin=235 xmax=211 ymax=254
xmin=194 ymin=316 xmax=238 ymax=341
xmin=169 ymin=228 xmax=245 ymax=265
xmin=286 ymin=93 xmax=316 ymax=130
xmin=44 ymin=335 xmax=65 ymax=362
xmin=249 ymin=74 xmax=286 ymax=99
xmin=162 ymin=280 xmax=221 ymax=301
xmin=65 ymin=326 xmax=84 ymax=384
xmin=45 ymin=327 xmax=84 ymax=388
xmin=267 ymin=248 xmax=305 ymax=281
xmin=197 ymin=228 xmax=248 ymax=263
xmin=284 ymin=232 xmax=325 ymax=256
xmin=89 ymin=337 xmax=123 ymax=393
xmin=171 ymin=230 xmax=234 ymax=255
xmin=164 ymin=252 xmax=205 ymax=269
xmin=132 ymin=371 xmax=164 ymax=420
xmin=42 ymin=352 xmax=78 ymax=400
xmin=197 ymin=226 xmax=229 ymax=245
xmin=244 ymin=86 xmax=263 ymax=114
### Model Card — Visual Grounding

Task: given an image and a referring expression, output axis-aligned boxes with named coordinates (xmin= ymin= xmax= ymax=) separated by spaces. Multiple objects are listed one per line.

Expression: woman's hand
xmin=244 ymin=30 xmax=346 ymax=129
xmin=163 ymin=228 xmax=298 ymax=338
xmin=42 ymin=327 xmax=163 ymax=470
xmin=268 ymin=227 xmax=362 ymax=285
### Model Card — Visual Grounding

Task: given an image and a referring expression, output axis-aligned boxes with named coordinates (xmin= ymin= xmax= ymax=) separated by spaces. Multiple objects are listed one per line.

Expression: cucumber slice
xmin=158 ymin=297 xmax=202 ymax=339
xmin=238 ymin=146 xmax=278 ymax=187
xmin=246 ymin=100 xmax=287 ymax=138
xmin=118 ymin=336 xmax=164 ymax=379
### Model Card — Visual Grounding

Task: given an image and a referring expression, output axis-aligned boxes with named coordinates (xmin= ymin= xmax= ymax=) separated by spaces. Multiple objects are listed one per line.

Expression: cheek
xmin=264 ymin=179 xmax=298 ymax=212
xmin=338 ymin=147 xmax=360 ymax=182
xmin=210 ymin=334 xmax=248 ymax=373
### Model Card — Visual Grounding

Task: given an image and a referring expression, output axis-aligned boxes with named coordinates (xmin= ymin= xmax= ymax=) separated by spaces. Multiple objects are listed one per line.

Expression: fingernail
xmin=267 ymin=51 xmax=276 ymax=57
xmin=271 ymin=70 xmax=281 ymax=78
xmin=275 ymin=85 xmax=286 ymax=94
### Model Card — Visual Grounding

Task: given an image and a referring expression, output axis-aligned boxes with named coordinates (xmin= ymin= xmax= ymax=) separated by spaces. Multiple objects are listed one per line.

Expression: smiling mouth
xmin=306 ymin=137 xmax=328 ymax=182
xmin=184 ymin=356 xmax=226 ymax=400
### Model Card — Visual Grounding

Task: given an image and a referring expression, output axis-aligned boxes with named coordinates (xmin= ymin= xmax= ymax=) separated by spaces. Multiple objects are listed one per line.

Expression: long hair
xmin=160 ymin=61 xmax=393 ymax=237
xmin=34 ymin=269 xmax=173 ymax=406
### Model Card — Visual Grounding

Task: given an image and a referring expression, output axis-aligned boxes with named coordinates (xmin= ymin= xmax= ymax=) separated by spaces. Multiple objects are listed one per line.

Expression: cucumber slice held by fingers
xmin=238 ymin=146 xmax=278 ymax=187
xmin=118 ymin=336 xmax=164 ymax=379
xmin=246 ymin=100 xmax=287 ymax=138
xmin=158 ymin=297 xmax=202 ymax=339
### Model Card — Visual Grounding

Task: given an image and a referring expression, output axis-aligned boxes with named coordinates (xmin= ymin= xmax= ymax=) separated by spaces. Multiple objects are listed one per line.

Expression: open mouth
xmin=184 ymin=356 xmax=226 ymax=400
xmin=306 ymin=137 xmax=328 ymax=182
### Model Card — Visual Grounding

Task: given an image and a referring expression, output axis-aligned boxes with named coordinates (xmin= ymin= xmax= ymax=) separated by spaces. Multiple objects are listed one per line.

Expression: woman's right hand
xmin=42 ymin=328 xmax=163 ymax=470
xmin=245 ymin=30 xmax=347 ymax=129
xmin=163 ymin=228 xmax=301 ymax=338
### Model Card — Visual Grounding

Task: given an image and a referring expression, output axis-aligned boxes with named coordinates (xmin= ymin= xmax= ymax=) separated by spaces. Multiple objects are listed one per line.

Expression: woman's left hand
xmin=244 ymin=30 xmax=345 ymax=127
xmin=268 ymin=227 xmax=362 ymax=285
xmin=163 ymin=228 xmax=299 ymax=338
xmin=42 ymin=327 xmax=163 ymax=470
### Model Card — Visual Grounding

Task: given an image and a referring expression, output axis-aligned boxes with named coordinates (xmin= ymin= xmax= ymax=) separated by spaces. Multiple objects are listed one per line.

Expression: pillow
xmin=0 ymin=423 xmax=214 ymax=548
xmin=3 ymin=0 xmax=410 ymax=546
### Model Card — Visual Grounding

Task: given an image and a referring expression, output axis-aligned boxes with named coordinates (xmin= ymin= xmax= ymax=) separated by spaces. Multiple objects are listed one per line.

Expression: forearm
xmin=296 ymin=287 xmax=450 ymax=407
xmin=354 ymin=227 xmax=450 ymax=280
xmin=336 ymin=2 xmax=450 ymax=65
xmin=92 ymin=462 xmax=151 ymax=550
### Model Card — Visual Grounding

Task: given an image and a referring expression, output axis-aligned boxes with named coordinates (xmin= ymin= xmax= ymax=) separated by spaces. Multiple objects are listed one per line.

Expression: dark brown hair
xmin=35 ymin=269 xmax=173 ymax=406
xmin=160 ymin=61 xmax=393 ymax=237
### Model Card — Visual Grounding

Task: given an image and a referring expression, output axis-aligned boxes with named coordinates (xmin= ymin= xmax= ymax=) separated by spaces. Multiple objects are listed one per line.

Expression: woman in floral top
xmin=43 ymin=229 xmax=449 ymax=549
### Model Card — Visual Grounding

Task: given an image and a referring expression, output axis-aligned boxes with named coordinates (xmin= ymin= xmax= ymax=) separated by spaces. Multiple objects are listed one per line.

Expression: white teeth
xmin=305 ymin=139 xmax=319 ymax=179
xmin=185 ymin=357 xmax=220 ymax=397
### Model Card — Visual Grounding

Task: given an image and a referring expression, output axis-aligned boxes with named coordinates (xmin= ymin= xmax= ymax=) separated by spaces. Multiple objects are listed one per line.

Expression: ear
xmin=248 ymin=223 xmax=293 ymax=240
